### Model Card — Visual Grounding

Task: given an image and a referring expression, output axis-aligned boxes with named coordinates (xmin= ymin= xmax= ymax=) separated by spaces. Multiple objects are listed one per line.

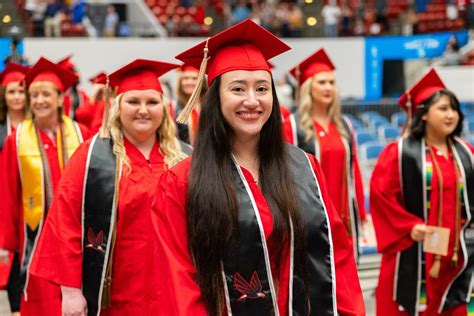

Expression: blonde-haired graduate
xmin=30 ymin=59 xmax=190 ymax=316
xmin=0 ymin=57 xmax=89 ymax=315
xmin=281 ymin=48 xmax=367 ymax=263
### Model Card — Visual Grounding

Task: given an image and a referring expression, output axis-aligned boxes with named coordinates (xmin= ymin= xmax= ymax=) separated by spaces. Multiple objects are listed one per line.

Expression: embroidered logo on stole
xmin=85 ymin=228 xmax=105 ymax=253
xmin=234 ymin=271 xmax=266 ymax=301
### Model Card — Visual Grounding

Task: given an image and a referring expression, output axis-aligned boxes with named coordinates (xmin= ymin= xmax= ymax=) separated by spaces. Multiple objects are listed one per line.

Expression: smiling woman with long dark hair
xmin=152 ymin=19 xmax=364 ymax=316
xmin=371 ymin=69 xmax=474 ymax=316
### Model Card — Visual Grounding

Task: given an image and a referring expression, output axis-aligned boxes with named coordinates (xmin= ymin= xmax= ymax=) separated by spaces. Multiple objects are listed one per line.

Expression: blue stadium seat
xmin=360 ymin=141 xmax=384 ymax=161
xmin=465 ymin=118 xmax=474 ymax=134
xmin=465 ymin=135 xmax=474 ymax=146
xmin=378 ymin=125 xmax=400 ymax=143
xmin=464 ymin=113 xmax=474 ymax=123
xmin=356 ymin=130 xmax=378 ymax=146
xmin=360 ymin=112 xmax=389 ymax=131
xmin=360 ymin=111 xmax=381 ymax=124
xmin=391 ymin=112 xmax=407 ymax=127
xmin=344 ymin=114 xmax=363 ymax=130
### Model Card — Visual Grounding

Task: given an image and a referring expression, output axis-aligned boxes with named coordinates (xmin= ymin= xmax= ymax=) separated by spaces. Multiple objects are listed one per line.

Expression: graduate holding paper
xmin=370 ymin=69 xmax=474 ymax=316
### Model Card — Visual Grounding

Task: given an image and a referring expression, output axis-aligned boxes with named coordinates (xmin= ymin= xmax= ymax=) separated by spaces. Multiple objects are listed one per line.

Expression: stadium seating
xmin=391 ymin=112 xmax=406 ymax=128
xmin=356 ymin=129 xmax=379 ymax=146
xmin=378 ymin=125 xmax=400 ymax=143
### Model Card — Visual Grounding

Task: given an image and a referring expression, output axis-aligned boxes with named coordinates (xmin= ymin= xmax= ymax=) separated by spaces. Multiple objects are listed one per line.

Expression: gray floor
xmin=0 ymin=291 xmax=10 ymax=316
xmin=0 ymin=255 xmax=379 ymax=315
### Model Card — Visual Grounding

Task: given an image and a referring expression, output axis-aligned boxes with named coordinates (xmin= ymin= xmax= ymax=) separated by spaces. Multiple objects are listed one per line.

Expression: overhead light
xmin=3 ymin=15 xmax=11 ymax=24
xmin=307 ymin=17 xmax=317 ymax=26
xmin=204 ymin=17 xmax=213 ymax=26
xmin=305 ymin=0 xmax=314 ymax=3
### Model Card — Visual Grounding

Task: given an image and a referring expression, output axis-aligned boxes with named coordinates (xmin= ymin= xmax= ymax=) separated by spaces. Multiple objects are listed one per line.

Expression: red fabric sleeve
xmin=89 ymin=101 xmax=105 ymax=135
xmin=29 ymin=139 xmax=92 ymax=288
xmin=370 ymin=141 xmax=424 ymax=254
xmin=77 ymin=122 xmax=91 ymax=142
xmin=152 ymin=161 xmax=208 ymax=316
xmin=350 ymin=131 xmax=367 ymax=221
xmin=0 ymin=133 xmax=21 ymax=251
xmin=281 ymin=114 xmax=295 ymax=145
xmin=307 ymin=154 xmax=366 ymax=316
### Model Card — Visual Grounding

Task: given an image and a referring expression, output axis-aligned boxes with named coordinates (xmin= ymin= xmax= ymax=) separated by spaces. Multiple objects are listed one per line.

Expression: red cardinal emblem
xmin=234 ymin=271 xmax=266 ymax=301
xmin=85 ymin=228 xmax=105 ymax=253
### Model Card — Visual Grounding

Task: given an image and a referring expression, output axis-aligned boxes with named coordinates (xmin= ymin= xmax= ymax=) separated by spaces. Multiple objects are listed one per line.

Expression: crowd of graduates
xmin=0 ymin=19 xmax=472 ymax=316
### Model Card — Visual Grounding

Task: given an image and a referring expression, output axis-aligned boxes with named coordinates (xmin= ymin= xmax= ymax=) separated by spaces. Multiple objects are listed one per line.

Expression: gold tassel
xmin=451 ymin=249 xmax=459 ymax=265
xmin=99 ymin=76 xmax=111 ymax=138
xmin=101 ymin=276 xmax=112 ymax=308
xmin=429 ymin=255 xmax=441 ymax=278
xmin=176 ymin=38 xmax=210 ymax=124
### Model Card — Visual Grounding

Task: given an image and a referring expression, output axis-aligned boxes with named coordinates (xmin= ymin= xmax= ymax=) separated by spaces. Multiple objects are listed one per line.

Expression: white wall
xmin=24 ymin=37 xmax=366 ymax=98
xmin=436 ymin=66 xmax=474 ymax=102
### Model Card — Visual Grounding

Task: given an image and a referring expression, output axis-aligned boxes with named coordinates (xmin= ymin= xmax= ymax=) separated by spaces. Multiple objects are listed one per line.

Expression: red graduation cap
xmin=175 ymin=18 xmax=290 ymax=85
xmin=398 ymin=69 xmax=446 ymax=114
xmin=24 ymin=57 xmax=79 ymax=92
xmin=174 ymin=19 xmax=290 ymax=123
xmin=289 ymin=48 xmax=336 ymax=85
xmin=0 ymin=62 xmax=29 ymax=87
xmin=57 ymin=54 xmax=76 ymax=73
xmin=178 ymin=64 xmax=199 ymax=73
xmin=107 ymin=59 xmax=179 ymax=95
xmin=89 ymin=72 xmax=108 ymax=85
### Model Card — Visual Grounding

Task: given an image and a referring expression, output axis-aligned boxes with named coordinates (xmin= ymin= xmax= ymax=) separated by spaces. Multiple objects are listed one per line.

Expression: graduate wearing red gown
xmin=71 ymin=72 xmax=110 ymax=134
xmin=371 ymin=69 xmax=474 ymax=316
xmin=57 ymin=55 xmax=90 ymax=122
xmin=154 ymin=154 xmax=365 ymax=316
xmin=154 ymin=19 xmax=365 ymax=316
xmin=0 ymin=62 xmax=29 ymax=314
xmin=282 ymin=48 xmax=366 ymax=260
xmin=0 ymin=57 xmax=88 ymax=315
xmin=30 ymin=59 xmax=190 ymax=316
xmin=173 ymin=64 xmax=204 ymax=145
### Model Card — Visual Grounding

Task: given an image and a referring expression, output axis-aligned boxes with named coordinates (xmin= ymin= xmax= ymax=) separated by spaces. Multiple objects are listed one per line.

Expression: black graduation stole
xmin=398 ymin=136 xmax=474 ymax=315
xmin=0 ymin=122 xmax=8 ymax=150
xmin=222 ymin=145 xmax=335 ymax=315
xmin=82 ymin=135 xmax=117 ymax=316
xmin=82 ymin=136 xmax=192 ymax=316
xmin=290 ymin=112 xmax=360 ymax=261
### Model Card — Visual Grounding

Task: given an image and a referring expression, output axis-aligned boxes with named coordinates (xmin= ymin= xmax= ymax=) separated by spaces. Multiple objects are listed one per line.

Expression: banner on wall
xmin=364 ymin=30 xmax=469 ymax=100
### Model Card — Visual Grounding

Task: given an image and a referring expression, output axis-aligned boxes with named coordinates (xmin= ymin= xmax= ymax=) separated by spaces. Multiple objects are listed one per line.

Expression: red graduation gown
xmin=371 ymin=141 xmax=473 ymax=316
xmin=282 ymin=119 xmax=367 ymax=224
xmin=0 ymin=124 xmax=88 ymax=315
xmin=0 ymin=125 xmax=14 ymax=289
xmin=63 ymin=88 xmax=89 ymax=119
xmin=73 ymin=98 xmax=106 ymax=134
xmin=152 ymin=156 xmax=365 ymax=316
xmin=89 ymin=100 xmax=106 ymax=134
xmin=30 ymin=137 xmax=166 ymax=315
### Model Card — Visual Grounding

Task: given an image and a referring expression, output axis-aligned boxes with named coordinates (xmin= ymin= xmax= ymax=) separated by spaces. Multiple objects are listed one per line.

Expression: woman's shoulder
xmin=166 ymin=156 xmax=192 ymax=183
xmin=453 ymin=136 xmax=474 ymax=155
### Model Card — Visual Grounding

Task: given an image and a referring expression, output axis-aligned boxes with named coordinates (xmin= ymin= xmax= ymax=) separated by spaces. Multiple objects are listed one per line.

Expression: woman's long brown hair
xmin=187 ymin=76 xmax=310 ymax=315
